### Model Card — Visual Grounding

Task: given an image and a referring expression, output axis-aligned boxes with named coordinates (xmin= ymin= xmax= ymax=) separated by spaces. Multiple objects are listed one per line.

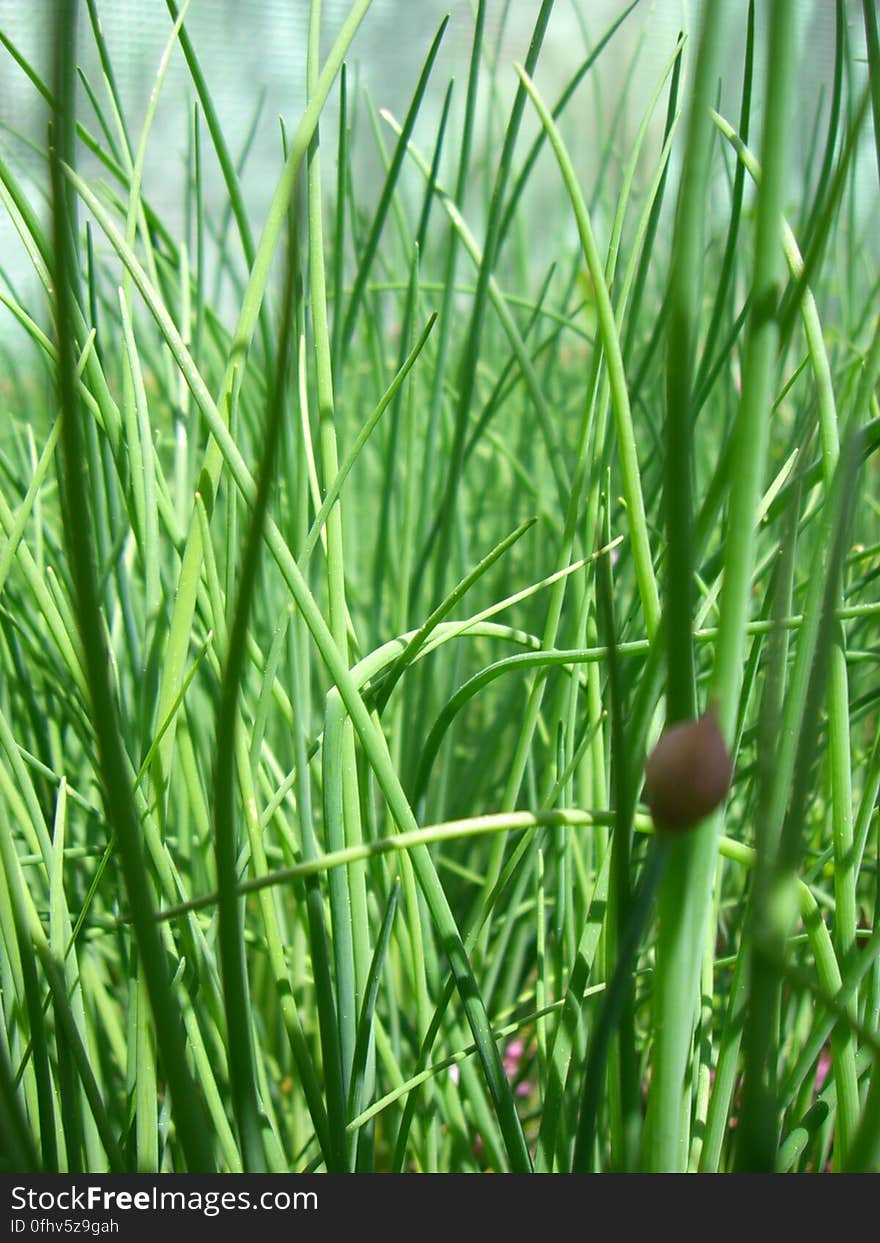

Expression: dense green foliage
xmin=1 ymin=0 xmax=879 ymax=1172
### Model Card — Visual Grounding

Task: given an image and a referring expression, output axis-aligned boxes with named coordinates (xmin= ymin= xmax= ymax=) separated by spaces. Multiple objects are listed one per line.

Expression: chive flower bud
xmin=644 ymin=707 xmax=732 ymax=832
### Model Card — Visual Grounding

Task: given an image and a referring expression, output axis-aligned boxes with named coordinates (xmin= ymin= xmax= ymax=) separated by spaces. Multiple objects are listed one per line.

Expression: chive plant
xmin=0 ymin=0 xmax=879 ymax=1173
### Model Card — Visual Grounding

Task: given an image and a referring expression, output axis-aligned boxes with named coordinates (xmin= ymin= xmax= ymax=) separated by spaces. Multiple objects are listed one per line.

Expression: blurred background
xmin=0 ymin=1 xmax=873 ymax=329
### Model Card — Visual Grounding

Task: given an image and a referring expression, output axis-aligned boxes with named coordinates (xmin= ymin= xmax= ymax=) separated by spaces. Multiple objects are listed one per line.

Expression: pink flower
xmin=502 ymin=1038 xmax=534 ymax=1098
xmin=503 ymin=1039 xmax=525 ymax=1078
xmin=815 ymin=1049 xmax=832 ymax=1094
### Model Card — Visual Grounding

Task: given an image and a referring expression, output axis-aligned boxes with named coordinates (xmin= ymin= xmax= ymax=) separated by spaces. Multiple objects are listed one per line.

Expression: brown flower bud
xmin=643 ymin=707 xmax=732 ymax=832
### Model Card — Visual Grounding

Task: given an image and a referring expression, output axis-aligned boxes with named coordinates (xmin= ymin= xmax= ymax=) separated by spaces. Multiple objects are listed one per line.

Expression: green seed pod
xmin=643 ymin=707 xmax=732 ymax=832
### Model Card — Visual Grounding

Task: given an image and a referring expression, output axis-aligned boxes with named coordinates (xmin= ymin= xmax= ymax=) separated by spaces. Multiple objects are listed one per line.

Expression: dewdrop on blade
xmin=643 ymin=705 xmax=732 ymax=832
